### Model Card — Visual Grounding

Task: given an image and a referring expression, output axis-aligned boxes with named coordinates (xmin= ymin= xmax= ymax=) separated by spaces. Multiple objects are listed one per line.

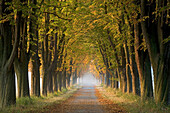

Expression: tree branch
xmin=43 ymin=12 xmax=72 ymax=21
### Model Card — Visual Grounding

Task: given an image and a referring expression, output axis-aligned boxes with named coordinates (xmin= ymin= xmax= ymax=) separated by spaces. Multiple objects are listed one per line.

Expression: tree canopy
xmin=0 ymin=0 xmax=169 ymax=108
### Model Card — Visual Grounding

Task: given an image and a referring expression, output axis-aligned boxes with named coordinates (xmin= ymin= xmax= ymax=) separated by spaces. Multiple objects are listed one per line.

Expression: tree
xmin=30 ymin=0 xmax=41 ymax=96
xmin=14 ymin=0 xmax=31 ymax=98
xmin=0 ymin=0 xmax=17 ymax=108
xmin=140 ymin=0 xmax=170 ymax=104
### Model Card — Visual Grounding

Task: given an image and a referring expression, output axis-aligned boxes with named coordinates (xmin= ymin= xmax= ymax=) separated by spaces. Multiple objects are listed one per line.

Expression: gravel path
xmin=62 ymin=86 xmax=104 ymax=113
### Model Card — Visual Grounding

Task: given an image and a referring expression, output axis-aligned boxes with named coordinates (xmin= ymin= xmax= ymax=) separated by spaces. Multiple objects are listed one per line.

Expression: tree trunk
xmin=72 ymin=72 xmax=75 ymax=85
xmin=31 ymin=66 xmax=35 ymax=95
xmin=98 ymin=41 xmax=110 ymax=87
xmin=0 ymin=67 xmax=16 ymax=108
xmin=30 ymin=0 xmax=40 ymax=97
xmin=14 ymin=56 xmax=30 ymax=97
xmin=126 ymin=18 xmax=140 ymax=95
xmin=0 ymin=14 xmax=16 ymax=106
xmin=47 ymin=71 xmax=53 ymax=93
xmin=124 ymin=41 xmax=132 ymax=93
xmin=0 ymin=0 xmax=17 ymax=107
xmin=14 ymin=15 xmax=30 ymax=97
xmin=41 ymin=0 xmax=50 ymax=96
xmin=53 ymin=72 xmax=58 ymax=92
xmin=14 ymin=0 xmax=30 ymax=97
xmin=129 ymin=41 xmax=140 ymax=95
xmin=107 ymin=30 xmax=124 ymax=91
xmin=105 ymin=57 xmax=110 ymax=87
xmin=140 ymin=0 xmax=170 ymax=104
xmin=67 ymin=73 xmax=71 ymax=87
xmin=58 ymin=55 xmax=64 ymax=91
xmin=114 ymin=70 xmax=119 ymax=89
xmin=67 ymin=59 xmax=72 ymax=87
xmin=63 ymin=68 xmax=67 ymax=89
xmin=110 ymin=71 xmax=113 ymax=88
xmin=105 ymin=68 xmax=110 ymax=87
xmin=47 ymin=35 xmax=55 ymax=94
xmin=72 ymin=69 xmax=77 ymax=85
xmin=102 ymin=74 xmax=105 ymax=85
xmin=58 ymin=71 xmax=63 ymax=91
xmin=120 ymin=47 xmax=127 ymax=93
xmin=31 ymin=52 xmax=40 ymax=97
xmin=134 ymin=22 xmax=153 ymax=99
xmin=42 ymin=70 xmax=48 ymax=96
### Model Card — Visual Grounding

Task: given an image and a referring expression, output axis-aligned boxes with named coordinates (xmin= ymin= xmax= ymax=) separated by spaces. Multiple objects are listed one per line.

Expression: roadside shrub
xmin=16 ymin=97 xmax=33 ymax=106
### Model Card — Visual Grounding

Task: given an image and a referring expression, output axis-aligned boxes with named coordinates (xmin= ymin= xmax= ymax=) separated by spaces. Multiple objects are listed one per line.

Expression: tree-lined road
xmin=42 ymin=86 xmax=126 ymax=113
xmin=0 ymin=0 xmax=169 ymax=110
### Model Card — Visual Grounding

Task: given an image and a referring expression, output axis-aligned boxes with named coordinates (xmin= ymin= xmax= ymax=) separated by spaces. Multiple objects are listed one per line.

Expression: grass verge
xmin=97 ymin=86 xmax=170 ymax=113
xmin=0 ymin=87 xmax=78 ymax=113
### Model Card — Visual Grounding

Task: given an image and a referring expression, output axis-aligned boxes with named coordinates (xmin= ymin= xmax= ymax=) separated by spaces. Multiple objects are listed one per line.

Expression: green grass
xmin=98 ymin=87 xmax=170 ymax=113
xmin=17 ymin=97 xmax=33 ymax=106
xmin=0 ymin=87 xmax=78 ymax=113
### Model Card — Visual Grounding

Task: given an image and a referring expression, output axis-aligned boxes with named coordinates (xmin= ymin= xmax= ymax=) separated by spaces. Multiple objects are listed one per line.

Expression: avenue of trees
xmin=0 ymin=0 xmax=169 ymax=108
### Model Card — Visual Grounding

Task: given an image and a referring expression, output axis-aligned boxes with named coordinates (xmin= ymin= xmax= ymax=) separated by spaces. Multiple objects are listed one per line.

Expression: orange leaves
xmin=95 ymin=88 xmax=127 ymax=113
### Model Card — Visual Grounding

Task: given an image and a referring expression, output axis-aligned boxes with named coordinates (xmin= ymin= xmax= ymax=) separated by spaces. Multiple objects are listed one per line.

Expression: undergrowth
xmin=0 ymin=87 xmax=77 ymax=113
xmin=99 ymin=87 xmax=170 ymax=113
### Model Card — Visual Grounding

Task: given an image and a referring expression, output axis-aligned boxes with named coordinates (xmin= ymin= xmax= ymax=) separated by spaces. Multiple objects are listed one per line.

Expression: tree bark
xmin=124 ymin=41 xmax=132 ymax=93
xmin=129 ymin=42 xmax=140 ymax=95
xmin=67 ymin=59 xmax=72 ymax=87
xmin=42 ymin=0 xmax=50 ymax=96
xmin=30 ymin=0 xmax=40 ymax=97
xmin=121 ymin=47 xmax=127 ymax=93
xmin=140 ymin=0 xmax=169 ymax=104
xmin=63 ymin=68 xmax=67 ymax=89
xmin=126 ymin=16 xmax=140 ymax=95
xmin=114 ymin=69 xmax=119 ymax=89
xmin=134 ymin=21 xmax=153 ymax=99
xmin=31 ymin=48 xmax=40 ymax=97
xmin=53 ymin=72 xmax=58 ymax=92
xmin=62 ymin=53 xmax=67 ymax=89
xmin=47 ymin=71 xmax=53 ymax=93
xmin=58 ymin=71 xmax=63 ymax=91
xmin=107 ymin=30 xmax=125 ymax=91
xmin=14 ymin=6 xmax=30 ymax=97
xmin=98 ymin=41 xmax=110 ymax=87
xmin=74 ymin=69 xmax=78 ymax=85
xmin=0 ymin=0 xmax=16 ymax=106
xmin=42 ymin=68 xmax=48 ymax=96
xmin=0 ymin=68 xmax=16 ymax=108
xmin=14 ymin=56 xmax=30 ymax=97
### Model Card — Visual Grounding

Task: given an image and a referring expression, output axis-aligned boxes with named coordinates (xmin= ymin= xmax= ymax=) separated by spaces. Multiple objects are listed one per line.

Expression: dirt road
xmin=41 ymin=86 xmax=126 ymax=113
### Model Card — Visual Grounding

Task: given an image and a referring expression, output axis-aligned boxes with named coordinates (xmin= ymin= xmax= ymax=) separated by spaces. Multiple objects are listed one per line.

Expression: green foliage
xmin=62 ymin=88 xmax=68 ymax=93
xmin=16 ymin=97 xmax=34 ymax=106
xmin=100 ymin=83 xmax=104 ymax=87
xmin=163 ymin=36 xmax=170 ymax=44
